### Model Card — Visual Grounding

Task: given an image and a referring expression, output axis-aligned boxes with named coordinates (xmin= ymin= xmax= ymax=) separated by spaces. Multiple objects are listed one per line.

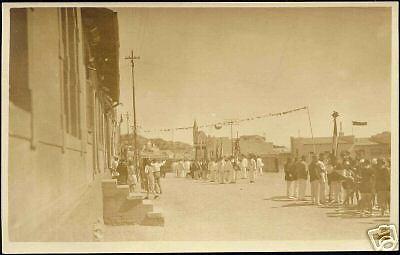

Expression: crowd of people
xmin=110 ymin=154 xmax=166 ymax=200
xmin=171 ymin=154 xmax=265 ymax=184
xmin=110 ymin=149 xmax=391 ymax=217
xmin=284 ymin=151 xmax=391 ymax=216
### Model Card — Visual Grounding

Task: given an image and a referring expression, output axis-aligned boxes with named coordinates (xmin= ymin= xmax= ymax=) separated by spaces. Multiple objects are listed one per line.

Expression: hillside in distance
xmin=120 ymin=134 xmax=193 ymax=152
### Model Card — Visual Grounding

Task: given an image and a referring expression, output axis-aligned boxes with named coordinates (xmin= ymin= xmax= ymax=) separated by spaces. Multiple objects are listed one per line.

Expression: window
xmin=60 ymin=8 xmax=81 ymax=138
xmin=9 ymin=8 xmax=31 ymax=111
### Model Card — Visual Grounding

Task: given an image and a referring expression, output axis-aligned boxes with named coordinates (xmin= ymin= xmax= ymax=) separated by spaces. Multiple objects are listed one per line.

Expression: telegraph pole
xmin=225 ymin=119 xmax=238 ymax=156
xmin=125 ymin=50 xmax=140 ymax=169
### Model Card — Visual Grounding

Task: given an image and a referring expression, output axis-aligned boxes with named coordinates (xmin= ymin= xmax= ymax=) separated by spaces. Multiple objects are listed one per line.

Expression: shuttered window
xmin=9 ymin=8 xmax=31 ymax=112
xmin=60 ymin=8 xmax=81 ymax=139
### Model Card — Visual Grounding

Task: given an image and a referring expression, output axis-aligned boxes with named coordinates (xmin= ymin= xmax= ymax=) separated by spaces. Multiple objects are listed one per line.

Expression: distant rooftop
xmin=354 ymin=138 xmax=379 ymax=146
xmin=293 ymin=136 xmax=354 ymax=145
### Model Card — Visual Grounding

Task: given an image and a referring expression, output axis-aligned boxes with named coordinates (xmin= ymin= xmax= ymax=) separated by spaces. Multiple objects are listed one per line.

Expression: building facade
xmin=193 ymin=122 xmax=288 ymax=172
xmin=290 ymin=132 xmax=391 ymax=160
xmin=8 ymin=7 xmax=120 ymax=241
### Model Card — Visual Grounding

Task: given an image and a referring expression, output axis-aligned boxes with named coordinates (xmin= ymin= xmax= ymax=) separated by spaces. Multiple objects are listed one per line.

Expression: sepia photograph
xmin=1 ymin=2 xmax=399 ymax=253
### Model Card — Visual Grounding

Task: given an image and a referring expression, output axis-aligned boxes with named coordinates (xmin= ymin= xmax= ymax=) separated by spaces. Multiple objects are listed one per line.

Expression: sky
xmin=114 ymin=7 xmax=392 ymax=147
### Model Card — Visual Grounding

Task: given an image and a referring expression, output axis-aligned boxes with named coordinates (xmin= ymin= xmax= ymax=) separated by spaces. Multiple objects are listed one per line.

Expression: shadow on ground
xmin=264 ymin=195 xmax=312 ymax=202
xmin=326 ymin=207 xmax=390 ymax=221
xmin=281 ymin=201 xmax=315 ymax=207
xmin=268 ymin=196 xmax=391 ymax=225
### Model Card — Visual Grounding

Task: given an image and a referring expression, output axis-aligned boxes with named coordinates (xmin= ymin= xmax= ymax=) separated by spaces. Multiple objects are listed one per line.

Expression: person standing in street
xmin=127 ymin=161 xmax=138 ymax=194
xmin=111 ymin=156 xmax=119 ymax=176
xmin=201 ymin=160 xmax=208 ymax=181
xmin=139 ymin=158 xmax=147 ymax=192
xmin=330 ymin=155 xmax=344 ymax=206
xmin=208 ymin=159 xmax=217 ymax=182
xmin=193 ymin=160 xmax=202 ymax=180
xmin=151 ymin=159 xmax=166 ymax=197
xmin=317 ymin=154 xmax=327 ymax=204
xmin=370 ymin=158 xmax=379 ymax=210
xmin=232 ymin=157 xmax=241 ymax=183
xmin=224 ymin=157 xmax=233 ymax=183
xmin=184 ymin=160 xmax=191 ymax=178
xmin=144 ymin=159 xmax=156 ymax=199
xmin=284 ymin=157 xmax=296 ymax=199
xmin=295 ymin=156 xmax=308 ymax=201
xmin=218 ymin=158 xmax=226 ymax=184
xmin=249 ymin=155 xmax=257 ymax=183
xmin=177 ymin=160 xmax=185 ymax=178
xmin=256 ymin=156 xmax=264 ymax=176
xmin=308 ymin=155 xmax=321 ymax=205
xmin=116 ymin=158 xmax=128 ymax=185
xmin=374 ymin=159 xmax=390 ymax=216
xmin=359 ymin=159 xmax=374 ymax=215
xmin=172 ymin=161 xmax=178 ymax=177
xmin=240 ymin=155 xmax=248 ymax=179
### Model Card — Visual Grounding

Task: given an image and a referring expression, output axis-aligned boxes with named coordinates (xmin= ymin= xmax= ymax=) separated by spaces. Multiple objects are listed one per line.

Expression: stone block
xmin=102 ymin=178 xmax=164 ymax=227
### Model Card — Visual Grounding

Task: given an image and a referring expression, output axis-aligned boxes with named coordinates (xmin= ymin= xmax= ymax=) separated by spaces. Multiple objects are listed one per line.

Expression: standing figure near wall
xmin=116 ymin=158 xmax=128 ymax=185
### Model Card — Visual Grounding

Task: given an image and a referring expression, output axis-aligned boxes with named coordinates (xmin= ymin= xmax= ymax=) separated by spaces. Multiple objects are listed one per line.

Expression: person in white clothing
xmin=208 ymin=160 xmax=217 ymax=182
xmin=317 ymin=154 xmax=327 ymax=204
xmin=224 ymin=157 xmax=234 ymax=183
xmin=144 ymin=159 xmax=155 ymax=199
xmin=240 ymin=156 xmax=248 ymax=179
xmin=184 ymin=160 xmax=191 ymax=178
xmin=217 ymin=158 xmax=226 ymax=184
xmin=249 ymin=155 xmax=257 ymax=183
xmin=177 ymin=160 xmax=185 ymax=177
xmin=172 ymin=161 xmax=179 ymax=177
xmin=256 ymin=156 xmax=264 ymax=176
xmin=151 ymin=160 xmax=166 ymax=196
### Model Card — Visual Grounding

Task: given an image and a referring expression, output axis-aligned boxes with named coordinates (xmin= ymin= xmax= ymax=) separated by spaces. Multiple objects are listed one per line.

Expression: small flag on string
xmin=352 ymin=121 xmax=367 ymax=126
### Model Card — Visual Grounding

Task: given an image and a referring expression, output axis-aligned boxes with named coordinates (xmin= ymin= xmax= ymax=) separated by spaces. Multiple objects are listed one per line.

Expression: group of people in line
xmin=110 ymin=155 xmax=166 ymax=200
xmin=110 ymin=149 xmax=391 ymax=216
xmin=172 ymin=154 xmax=265 ymax=184
xmin=284 ymin=151 xmax=391 ymax=216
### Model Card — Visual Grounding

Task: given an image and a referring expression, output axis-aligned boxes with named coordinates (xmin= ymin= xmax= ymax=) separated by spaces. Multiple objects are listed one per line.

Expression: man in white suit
xmin=256 ymin=156 xmax=264 ymax=176
xmin=240 ymin=156 xmax=248 ymax=179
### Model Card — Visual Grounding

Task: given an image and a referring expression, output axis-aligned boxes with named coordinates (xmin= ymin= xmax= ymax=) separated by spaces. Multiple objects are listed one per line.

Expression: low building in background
xmin=290 ymin=131 xmax=391 ymax=160
xmin=193 ymin=121 xmax=289 ymax=172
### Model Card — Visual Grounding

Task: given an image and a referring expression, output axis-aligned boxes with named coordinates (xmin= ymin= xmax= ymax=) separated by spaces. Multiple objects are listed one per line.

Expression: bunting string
xmin=139 ymin=106 xmax=308 ymax=133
